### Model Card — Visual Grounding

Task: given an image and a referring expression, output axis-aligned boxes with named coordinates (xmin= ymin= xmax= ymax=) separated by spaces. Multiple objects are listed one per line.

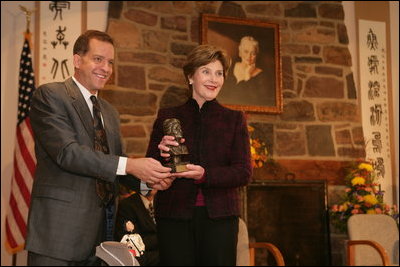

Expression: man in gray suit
xmin=25 ymin=30 xmax=173 ymax=266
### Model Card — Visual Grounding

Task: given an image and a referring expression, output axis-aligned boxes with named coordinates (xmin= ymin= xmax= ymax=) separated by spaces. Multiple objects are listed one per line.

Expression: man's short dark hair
xmin=73 ymin=30 xmax=114 ymax=56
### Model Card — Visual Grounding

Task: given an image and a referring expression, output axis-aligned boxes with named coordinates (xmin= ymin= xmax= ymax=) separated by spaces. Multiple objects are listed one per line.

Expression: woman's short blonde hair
xmin=183 ymin=45 xmax=231 ymax=88
xmin=239 ymin=36 xmax=259 ymax=54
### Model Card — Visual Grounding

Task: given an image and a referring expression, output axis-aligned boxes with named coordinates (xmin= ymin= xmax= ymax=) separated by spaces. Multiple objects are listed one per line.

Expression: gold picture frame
xmin=201 ymin=14 xmax=282 ymax=114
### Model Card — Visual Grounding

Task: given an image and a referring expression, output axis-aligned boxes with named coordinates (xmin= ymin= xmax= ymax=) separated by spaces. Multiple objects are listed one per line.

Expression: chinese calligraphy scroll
xmin=38 ymin=1 xmax=84 ymax=84
xmin=359 ymin=19 xmax=393 ymax=204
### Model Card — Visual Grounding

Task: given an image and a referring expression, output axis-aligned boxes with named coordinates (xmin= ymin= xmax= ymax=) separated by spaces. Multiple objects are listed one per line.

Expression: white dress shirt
xmin=72 ymin=76 xmax=127 ymax=175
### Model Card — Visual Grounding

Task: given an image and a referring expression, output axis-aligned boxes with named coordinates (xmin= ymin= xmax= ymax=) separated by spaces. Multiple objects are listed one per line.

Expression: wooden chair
xmin=346 ymin=214 xmax=399 ymax=266
xmin=249 ymin=242 xmax=285 ymax=266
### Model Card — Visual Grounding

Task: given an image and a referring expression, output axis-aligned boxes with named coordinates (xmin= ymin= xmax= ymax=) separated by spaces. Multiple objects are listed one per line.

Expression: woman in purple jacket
xmin=146 ymin=45 xmax=252 ymax=266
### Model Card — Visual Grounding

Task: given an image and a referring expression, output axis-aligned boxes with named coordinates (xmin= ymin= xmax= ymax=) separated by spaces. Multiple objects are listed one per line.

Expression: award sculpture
xmin=163 ymin=118 xmax=190 ymax=173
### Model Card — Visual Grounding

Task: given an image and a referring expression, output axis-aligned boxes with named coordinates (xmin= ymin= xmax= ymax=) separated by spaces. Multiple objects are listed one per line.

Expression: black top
xmin=218 ymin=65 xmax=275 ymax=106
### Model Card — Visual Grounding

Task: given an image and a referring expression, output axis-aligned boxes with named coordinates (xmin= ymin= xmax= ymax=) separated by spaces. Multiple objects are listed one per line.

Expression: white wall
xmin=1 ymin=2 xmax=109 ymax=265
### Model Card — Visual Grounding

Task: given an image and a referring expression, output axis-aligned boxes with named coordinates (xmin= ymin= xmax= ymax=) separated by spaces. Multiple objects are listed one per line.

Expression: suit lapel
xmin=65 ymin=78 xmax=95 ymax=141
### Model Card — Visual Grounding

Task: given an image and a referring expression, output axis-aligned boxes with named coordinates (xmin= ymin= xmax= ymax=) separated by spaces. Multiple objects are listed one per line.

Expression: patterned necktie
xmin=90 ymin=95 xmax=114 ymax=206
xmin=148 ymin=202 xmax=156 ymax=224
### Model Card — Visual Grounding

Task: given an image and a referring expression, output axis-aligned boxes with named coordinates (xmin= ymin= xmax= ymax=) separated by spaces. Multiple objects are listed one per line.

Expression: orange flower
xmin=329 ymin=160 xmax=399 ymax=233
xmin=375 ymin=208 xmax=382 ymax=214
xmin=351 ymin=209 xmax=360 ymax=214
xmin=248 ymin=126 xmax=269 ymax=169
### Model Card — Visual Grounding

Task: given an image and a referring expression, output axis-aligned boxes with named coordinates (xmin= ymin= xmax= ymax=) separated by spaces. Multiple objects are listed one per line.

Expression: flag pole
xmin=19 ymin=5 xmax=33 ymax=33
xmin=19 ymin=5 xmax=34 ymax=47
xmin=8 ymin=6 xmax=35 ymax=266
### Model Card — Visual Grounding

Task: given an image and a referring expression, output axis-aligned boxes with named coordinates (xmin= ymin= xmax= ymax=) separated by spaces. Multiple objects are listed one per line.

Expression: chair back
xmin=347 ymin=214 xmax=399 ymax=266
xmin=236 ymin=217 xmax=251 ymax=266
xmin=236 ymin=217 xmax=285 ymax=266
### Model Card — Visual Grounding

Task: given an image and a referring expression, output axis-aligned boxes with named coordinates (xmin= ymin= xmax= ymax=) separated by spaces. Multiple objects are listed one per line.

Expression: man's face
xmin=73 ymin=38 xmax=114 ymax=94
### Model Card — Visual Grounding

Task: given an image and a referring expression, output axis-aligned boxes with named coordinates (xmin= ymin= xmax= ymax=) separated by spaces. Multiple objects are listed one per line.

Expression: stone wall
xmin=104 ymin=3 xmax=363 ymax=264
xmin=104 ymin=1 xmax=364 ymax=168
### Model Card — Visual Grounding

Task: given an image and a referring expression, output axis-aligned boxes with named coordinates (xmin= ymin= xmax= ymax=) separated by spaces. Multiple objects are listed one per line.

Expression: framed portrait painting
xmin=201 ymin=14 xmax=282 ymax=114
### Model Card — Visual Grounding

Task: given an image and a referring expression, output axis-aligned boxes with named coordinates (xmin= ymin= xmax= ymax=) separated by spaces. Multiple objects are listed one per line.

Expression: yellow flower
xmin=364 ymin=194 xmax=378 ymax=205
xmin=330 ymin=160 xmax=399 ymax=234
xmin=358 ymin=163 xmax=373 ymax=171
xmin=339 ymin=202 xmax=349 ymax=211
xmin=351 ymin=176 xmax=365 ymax=186
xmin=366 ymin=209 xmax=376 ymax=214
xmin=250 ymin=146 xmax=256 ymax=155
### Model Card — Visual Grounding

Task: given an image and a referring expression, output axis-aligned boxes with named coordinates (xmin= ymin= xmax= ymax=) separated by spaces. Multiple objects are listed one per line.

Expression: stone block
xmin=306 ymin=125 xmax=335 ymax=156
xmin=142 ymin=30 xmax=169 ymax=52
xmin=161 ymin=16 xmax=187 ymax=32
xmin=125 ymin=138 xmax=148 ymax=155
xmin=148 ymin=66 xmax=185 ymax=85
xmin=323 ymin=46 xmax=352 ymax=66
xmin=319 ymin=4 xmax=344 ymax=20
xmin=124 ymin=9 xmax=157 ymax=26
xmin=281 ymin=100 xmax=315 ymax=121
xmin=315 ymin=66 xmax=343 ymax=77
xmin=293 ymin=28 xmax=335 ymax=44
xmin=245 ymin=4 xmax=282 ymax=16
xmin=276 ymin=131 xmax=306 ymax=156
xmin=107 ymin=20 xmax=140 ymax=49
xmin=118 ymin=65 xmax=146 ymax=90
xmin=346 ymin=73 xmax=357 ymax=99
xmin=285 ymin=3 xmax=317 ymax=18
xmin=317 ymin=102 xmax=360 ymax=122
xmin=101 ymin=90 xmax=157 ymax=116
xmin=120 ymin=125 xmax=146 ymax=138
xmin=305 ymin=76 xmax=344 ymax=98
xmin=118 ymin=52 xmax=167 ymax=64
xmin=335 ymin=129 xmax=352 ymax=144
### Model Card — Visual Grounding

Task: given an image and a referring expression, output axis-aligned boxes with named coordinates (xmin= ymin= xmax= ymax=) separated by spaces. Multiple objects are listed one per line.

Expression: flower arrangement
xmin=248 ymin=125 xmax=269 ymax=168
xmin=329 ymin=160 xmax=399 ymax=233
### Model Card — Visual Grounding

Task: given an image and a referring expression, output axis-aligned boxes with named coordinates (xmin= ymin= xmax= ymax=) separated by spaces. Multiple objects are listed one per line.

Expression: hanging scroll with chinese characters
xmin=358 ymin=20 xmax=393 ymax=204
xmin=38 ymin=1 xmax=84 ymax=85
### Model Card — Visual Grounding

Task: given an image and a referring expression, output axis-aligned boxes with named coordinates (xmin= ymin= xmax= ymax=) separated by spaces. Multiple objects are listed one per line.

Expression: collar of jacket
xmin=187 ymin=98 xmax=218 ymax=113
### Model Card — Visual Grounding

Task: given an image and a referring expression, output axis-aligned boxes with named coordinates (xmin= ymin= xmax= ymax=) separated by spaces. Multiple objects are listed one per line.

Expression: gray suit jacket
xmin=25 ymin=77 xmax=132 ymax=261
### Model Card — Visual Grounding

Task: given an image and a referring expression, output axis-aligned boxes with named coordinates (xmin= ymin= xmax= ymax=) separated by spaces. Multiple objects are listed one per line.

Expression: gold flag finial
xmin=19 ymin=5 xmax=35 ymax=33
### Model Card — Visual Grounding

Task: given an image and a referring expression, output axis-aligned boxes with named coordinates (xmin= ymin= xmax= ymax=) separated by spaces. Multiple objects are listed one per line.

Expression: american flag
xmin=5 ymin=34 xmax=36 ymax=254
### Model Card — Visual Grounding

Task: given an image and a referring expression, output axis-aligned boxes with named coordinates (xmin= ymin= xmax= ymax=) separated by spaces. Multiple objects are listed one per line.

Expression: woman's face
xmin=189 ymin=60 xmax=224 ymax=107
xmin=239 ymin=40 xmax=258 ymax=66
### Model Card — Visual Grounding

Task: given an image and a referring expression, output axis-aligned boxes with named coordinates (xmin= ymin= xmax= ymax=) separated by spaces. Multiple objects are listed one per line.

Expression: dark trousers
xmin=157 ymin=207 xmax=238 ymax=266
xmin=28 ymin=209 xmax=107 ymax=266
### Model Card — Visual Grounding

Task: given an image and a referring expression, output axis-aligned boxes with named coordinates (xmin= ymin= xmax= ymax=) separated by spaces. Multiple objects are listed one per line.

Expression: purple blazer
xmin=146 ymin=99 xmax=252 ymax=219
